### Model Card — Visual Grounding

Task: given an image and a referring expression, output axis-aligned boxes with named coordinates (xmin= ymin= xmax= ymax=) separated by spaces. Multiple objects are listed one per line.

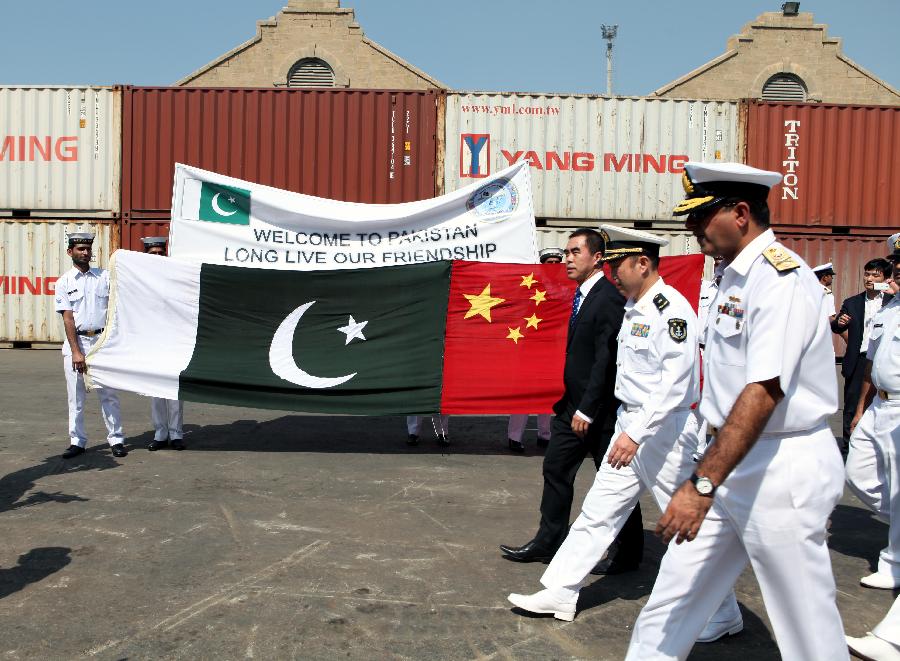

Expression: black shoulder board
xmin=653 ymin=293 xmax=670 ymax=312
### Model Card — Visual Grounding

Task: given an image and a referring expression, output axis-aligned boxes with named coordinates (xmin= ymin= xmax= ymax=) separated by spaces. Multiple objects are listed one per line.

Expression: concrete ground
xmin=0 ymin=349 xmax=893 ymax=660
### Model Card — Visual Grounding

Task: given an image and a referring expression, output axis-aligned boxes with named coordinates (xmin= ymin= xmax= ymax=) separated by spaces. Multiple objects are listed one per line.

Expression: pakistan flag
xmin=86 ymin=251 xmax=449 ymax=415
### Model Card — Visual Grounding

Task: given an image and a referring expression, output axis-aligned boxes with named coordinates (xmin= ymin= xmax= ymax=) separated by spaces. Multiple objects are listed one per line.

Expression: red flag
xmin=440 ymin=255 xmax=705 ymax=414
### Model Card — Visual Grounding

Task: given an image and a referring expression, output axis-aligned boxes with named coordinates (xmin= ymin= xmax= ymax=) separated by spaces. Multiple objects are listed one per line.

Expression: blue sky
xmin=1 ymin=1 xmax=897 ymax=95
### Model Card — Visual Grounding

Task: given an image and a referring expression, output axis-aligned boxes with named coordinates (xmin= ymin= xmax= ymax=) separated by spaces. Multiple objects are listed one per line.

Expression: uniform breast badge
xmin=631 ymin=322 xmax=651 ymax=338
xmin=668 ymin=318 xmax=688 ymax=342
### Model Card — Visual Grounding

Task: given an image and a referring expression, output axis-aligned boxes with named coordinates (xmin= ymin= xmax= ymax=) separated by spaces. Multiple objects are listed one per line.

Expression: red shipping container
xmin=121 ymin=87 xmax=440 ymax=248
xmin=744 ymin=101 xmax=900 ymax=231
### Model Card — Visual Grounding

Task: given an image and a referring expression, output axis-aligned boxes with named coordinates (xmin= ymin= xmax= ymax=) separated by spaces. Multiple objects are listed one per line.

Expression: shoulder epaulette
xmin=653 ymin=293 xmax=670 ymax=311
xmin=762 ymin=244 xmax=799 ymax=272
xmin=824 ymin=286 xmax=832 ymax=294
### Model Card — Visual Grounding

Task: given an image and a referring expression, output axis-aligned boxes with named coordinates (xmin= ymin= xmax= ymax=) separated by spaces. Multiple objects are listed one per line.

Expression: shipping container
xmin=0 ymin=87 xmax=121 ymax=217
xmin=120 ymin=219 xmax=171 ymax=254
xmin=0 ymin=220 xmax=117 ymax=343
xmin=121 ymin=87 xmax=439 ymax=232
xmin=744 ymin=101 xmax=900 ymax=231
xmin=445 ymin=93 xmax=739 ymax=222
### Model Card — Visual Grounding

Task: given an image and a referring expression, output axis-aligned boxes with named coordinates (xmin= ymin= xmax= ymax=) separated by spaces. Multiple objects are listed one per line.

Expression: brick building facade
xmin=176 ymin=0 xmax=444 ymax=89
xmin=654 ymin=7 xmax=899 ymax=105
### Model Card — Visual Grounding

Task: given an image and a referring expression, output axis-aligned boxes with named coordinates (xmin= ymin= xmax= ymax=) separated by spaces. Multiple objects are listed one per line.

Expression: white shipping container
xmin=446 ymin=93 xmax=739 ymax=222
xmin=1 ymin=220 xmax=116 ymax=343
xmin=0 ymin=86 xmax=121 ymax=216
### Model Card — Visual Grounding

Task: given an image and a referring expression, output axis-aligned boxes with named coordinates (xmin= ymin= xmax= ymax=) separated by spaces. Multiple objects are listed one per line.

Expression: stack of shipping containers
xmin=743 ymin=101 xmax=900 ymax=340
xmin=0 ymin=86 xmax=121 ymax=344
xmin=120 ymin=87 xmax=440 ymax=250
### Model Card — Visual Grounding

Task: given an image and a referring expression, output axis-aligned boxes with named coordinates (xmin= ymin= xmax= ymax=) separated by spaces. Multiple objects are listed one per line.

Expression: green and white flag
xmin=170 ymin=161 xmax=537 ymax=269
xmin=86 ymin=250 xmax=449 ymax=415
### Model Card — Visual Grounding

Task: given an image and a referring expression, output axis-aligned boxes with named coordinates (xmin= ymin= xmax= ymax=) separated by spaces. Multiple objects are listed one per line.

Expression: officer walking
xmin=813 ymin=262 xmax=838 ymax=322
xmin=844 ymin=234 xmax=900 ymax=591
xmin=55 ymin=231 xmax=127 ymax=459
xmin=506 ymin=247 xmax=563 ymax=452
xmin=507 ymin=225 xmax=741 ymax=642
xmin=141 ymin=237 xmax=186 ymax=451
xmin=626 ymin=163 xmax=847 ymax=660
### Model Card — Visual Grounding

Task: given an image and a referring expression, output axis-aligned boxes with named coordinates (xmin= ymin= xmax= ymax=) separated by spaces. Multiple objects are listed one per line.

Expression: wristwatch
xmin=690 ymin=472 xmax=716 ymax=497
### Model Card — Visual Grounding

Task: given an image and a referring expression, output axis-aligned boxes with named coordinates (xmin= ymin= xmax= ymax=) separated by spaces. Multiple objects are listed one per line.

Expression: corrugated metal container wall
xmin=0 ymin=87 xmax=121 ymax=216
xmin=1 ymin=220 xmax=117 ymax=342
xmin=121 ymin=87 xmax=439 ymax=247
xmin=445 ymin=93 xmax=739 ymax=222
xmin=537 ymin=226 xmax=714 ymax=279
xmin=744 ymin=101 xmax=900 ymax=230
xmin=121 ymin=219 xmax=170 ymax=255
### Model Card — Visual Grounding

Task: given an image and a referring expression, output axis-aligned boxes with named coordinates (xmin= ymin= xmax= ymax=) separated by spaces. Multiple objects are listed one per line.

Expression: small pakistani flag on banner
xmin=198 ymin=182 xmax=251 ymax=225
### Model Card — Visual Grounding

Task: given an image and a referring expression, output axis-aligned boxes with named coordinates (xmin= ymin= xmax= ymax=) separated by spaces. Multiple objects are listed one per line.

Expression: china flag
xmin=439 ymin=254 xmax=704 ymax=414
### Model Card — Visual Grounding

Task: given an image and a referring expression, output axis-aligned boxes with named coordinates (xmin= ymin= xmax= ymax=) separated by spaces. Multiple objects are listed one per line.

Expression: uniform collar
xmin=725 ymin=229 xmax=776 ymax=277
xmin=71 ymin=266 xmax=100 ymax=279
xmin=626 ymin=276 xmax=665 ymax=316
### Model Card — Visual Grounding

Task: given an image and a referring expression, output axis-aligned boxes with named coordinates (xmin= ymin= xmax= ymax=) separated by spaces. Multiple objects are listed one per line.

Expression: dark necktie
xmin=569 ymin=288 xmax=583 ymax=331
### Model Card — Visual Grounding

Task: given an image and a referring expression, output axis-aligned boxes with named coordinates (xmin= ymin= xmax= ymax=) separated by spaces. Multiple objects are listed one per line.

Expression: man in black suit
xmin=832 ymin=257 xmax=893 ymax=455
xmin=500 ymin=228 xmax=643 ymax=572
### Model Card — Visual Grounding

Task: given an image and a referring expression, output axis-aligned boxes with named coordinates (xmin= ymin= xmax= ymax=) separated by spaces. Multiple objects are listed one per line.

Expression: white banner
xmin=169 ymin=162 xmax=537 ymax=269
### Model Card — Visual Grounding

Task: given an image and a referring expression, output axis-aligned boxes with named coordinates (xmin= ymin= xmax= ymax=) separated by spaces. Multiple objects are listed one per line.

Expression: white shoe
xmin=861 ymin=573 xmax=900 ymax=589
xmin=507 ymin=589 xmax=576 ymax=622
xmin=697 ymin=614 xmax=743 ymax=643
xmin=847 ymin=633 xmax=900 ymax=661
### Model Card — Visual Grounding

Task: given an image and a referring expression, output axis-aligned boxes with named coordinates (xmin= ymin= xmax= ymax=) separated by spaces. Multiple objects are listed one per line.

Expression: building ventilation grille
xmin=762 ymin=73 xmax=807 ymax=102
xmin=287 ymin=58 xmax=335 ymax=88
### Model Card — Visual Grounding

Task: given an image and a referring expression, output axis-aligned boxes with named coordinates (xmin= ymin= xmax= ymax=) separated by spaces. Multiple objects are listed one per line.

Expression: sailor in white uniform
xmin=141 ymin=237 xmax=186 ymax=451
xmin=845 ymin=234 xmax=900 ymax=591
xmin=55 ymin=231 xmax=127 ymax=459
xmin=626 ymin=162 xmax=847 ymax=660
xmin=507 ymin=225 xmax=741 ymax=642
xmin=813 ymin=262 xmax=837 ymax=321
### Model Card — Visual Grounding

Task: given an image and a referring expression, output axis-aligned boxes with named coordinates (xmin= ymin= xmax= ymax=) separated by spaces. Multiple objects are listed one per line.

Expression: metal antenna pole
xmin=601 ymin=24 xmax=618 ymax=95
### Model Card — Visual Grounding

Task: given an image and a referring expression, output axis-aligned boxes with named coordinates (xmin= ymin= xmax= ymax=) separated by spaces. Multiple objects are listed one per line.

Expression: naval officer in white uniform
xmin=507 ymin=225 xmax=742 ymax=642
xmin=845 ymin=234 xmax=900 ymax=591
xmin=55 ymin=231 xmax=127 ymax=459
xmin=141 ymin=237 xmax=186 ymax=451
xmin=846 ymin=234 xmax=900 ymax=661
xmin=626 ymin=162 xmax=847 ymax=660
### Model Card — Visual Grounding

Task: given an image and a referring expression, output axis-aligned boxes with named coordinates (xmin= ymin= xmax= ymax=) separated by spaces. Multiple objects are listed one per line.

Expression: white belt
xmin=709 ymin=421 xmax=830 ymax=439
xmin=621 ymin=404 xmax=690 ymax=414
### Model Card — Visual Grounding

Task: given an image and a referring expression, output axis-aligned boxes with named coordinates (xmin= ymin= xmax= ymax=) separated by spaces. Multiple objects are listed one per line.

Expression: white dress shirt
xmin=860 ymin=292 xmax=886 ymax=354
xmin=54 ymin=267 xmax=110 ymax=354
xmin=867 ymin=295 xmax=900 ymax=394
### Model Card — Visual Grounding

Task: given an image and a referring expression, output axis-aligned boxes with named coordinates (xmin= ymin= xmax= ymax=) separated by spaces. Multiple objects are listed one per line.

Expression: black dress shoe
xmin=170 ymin=439 xmax=185 ymax=451
xmin=508 ymin=438 xmax=525 ymax=452
xmin=406 ymin=434 xmax=419 ymax=446
xmin=147 ymin=440 xmax=168 ymax=451
xmin=536 ymin=436 xmax=550 ymax=449
xmin=437 ymin=434 xmax=450 ymax=447
xmin=499 ymin=540 xmax=557 ymax=562
xmin=590 ymin=557 xmax=639 ymax=575
xmin=111 ymin=443 xmax=128 ymax=458
xmin=62 ymin=445 xmax=85 ymax=459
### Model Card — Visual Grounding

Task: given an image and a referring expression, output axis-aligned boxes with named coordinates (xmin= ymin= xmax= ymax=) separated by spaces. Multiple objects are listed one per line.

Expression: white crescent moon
xmin=211 ymin=192 xmax=237 ymax=217
xmin=269 ymin=301 xmax=357 ymax=389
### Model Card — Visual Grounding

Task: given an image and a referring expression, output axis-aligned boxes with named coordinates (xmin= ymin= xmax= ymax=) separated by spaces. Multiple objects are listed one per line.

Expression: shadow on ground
xmin=0 ymin=547 xmax=71 ymax=600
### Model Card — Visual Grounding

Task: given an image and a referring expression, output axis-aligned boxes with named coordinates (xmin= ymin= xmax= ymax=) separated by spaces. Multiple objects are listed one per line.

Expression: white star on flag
xmin=337 ymin=315 xmax=368 ymax=345
xmin=227 ymin=196 xmax=236 ymax=204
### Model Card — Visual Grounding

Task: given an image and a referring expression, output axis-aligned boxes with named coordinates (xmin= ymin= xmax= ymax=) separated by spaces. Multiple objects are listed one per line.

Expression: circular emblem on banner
xmin=466 ymin=178 xmax=519 ymax=221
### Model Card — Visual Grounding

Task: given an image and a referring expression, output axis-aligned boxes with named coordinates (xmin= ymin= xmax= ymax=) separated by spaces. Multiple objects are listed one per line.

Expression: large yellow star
xmin=463 ymin=284 xmax=505 ymax=322
xmin=530 ymin=289 xmax=547 ymax=306
xmin=524 ymin=313 xmax=542 ymax=330
xmin=520 ymin=272 xmax=537 ymax=289
xmin=506 ymin=326 xmax=524 ymax=344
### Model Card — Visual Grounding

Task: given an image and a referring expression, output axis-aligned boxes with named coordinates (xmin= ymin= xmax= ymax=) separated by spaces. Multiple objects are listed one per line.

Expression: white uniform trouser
xmin=874 ymin=594 xmax=900 ymax=647
xmin=846 ymin=396 xmax=900 ymax=581
xmin=151 ymin=398 xmax=184 ymax=442
xmin=626 ymin=425 xmax=847 ymax=661
xmin=62 ymin=334 xmax=123 ymax=448
xmin=540 ymin=408 xmax=738 ymax=626
xmin=406 ymin=415 xmax=449 ymax=437
xmin=507 ymin=414 xmax=552 ymax=443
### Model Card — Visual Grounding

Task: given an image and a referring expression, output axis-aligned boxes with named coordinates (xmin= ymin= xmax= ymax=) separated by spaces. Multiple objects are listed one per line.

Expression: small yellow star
xmin=463 ymin=284 xmax=506 ymax=322
xmin=506 ymin=326 xmax=524 ymax=344
xmin=530 ymin=289 xmax=547 ymax=306
xmin=524 ymin=313 xmax=542 ymax=329
xmin=520 ymin=273 xmax=537 ymax=289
